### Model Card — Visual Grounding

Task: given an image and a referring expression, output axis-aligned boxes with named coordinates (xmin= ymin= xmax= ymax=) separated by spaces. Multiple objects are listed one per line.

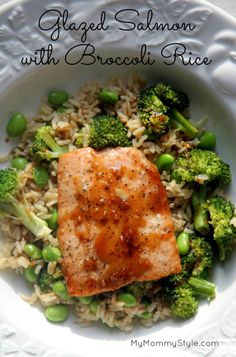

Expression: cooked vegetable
xmin=198 ymin=131 xmax=216 ymax=150
xmin=206 ymin=196 xmax=236 ymax=261
xmin=6 ymin=112 xmax=27 ymax=137
xmin=30 ymin=126 xmax=68 ymax=161
xmin=24 ymin=266 xmax=37 ymax=283
xmin=76 ymin=115 xmax=131 ymax=149
xmin=191 ymin=184 xmax=210 ymax=235
xmin=155 ymin=153 xmax=175 ymax=172
xmin=42 ymin=246 xmax=61 ymax=262
xmin=23 ymin=244 xmax=42 ymax=260
xmin=172 ymin=149 xmax=231 ymax=185
xmin=89 ymin=300 xmax=100 ymax=314
xmin=78 ymin=296 xmax=93 ymax=304
xmin=117 ymin=293 xmax=137 ymax=307
xmin=166 ymin=285 xmax=198 ymax=319
xmin=138 ymin=83 xmax=198 ymax=138
xmin=33 ymin=167 xmax=49 ymax=188
xmin=98 ymin=89 xmax=119 ymax=104
xmin=188 ymin=277 xmax=216 ymax=298
xmin=11 ymin=157 xmax=28 ymax=170
xmin=176 ymin=232 xmax=190 ymax=256
xmin=52 ymin=281 xmax=70 ymax=300
xmin=0 ymin=168 xmax=51 ymax=238
xmin=37 ymin=266 xmax=63 ymax=291
xmin=47 ymin=209 xmax=58 ymax=231
xmin=48 ymin=90 xmax=69 ymax=107
xmin=44 ymin=304 xmax=69 ymax=322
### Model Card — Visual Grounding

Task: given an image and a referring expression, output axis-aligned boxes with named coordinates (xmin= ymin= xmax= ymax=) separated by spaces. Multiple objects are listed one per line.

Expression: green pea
xmin=177 ymin=232 xmax=190 ymax=256
xmin=44 ymin=304 xmax=68 ymax=322
xmin=89 ymin=300 xmax=100 ymax=314
xmin=48 ymin=91 xmax=69 ymax=107
xmin=79 ymin=296 xmax=93 ymax=305
xmin=137 ymin=311 xmax=153 ymax=319
xmin=56 ymin=106 xmax=67 ymax=113
xmin=11 ymin=157 xmax=28 ymax=170
xmin=42 ymin=246 xmax=61 ymax=262
xmin=198 ymin=131 xmax=216 ymax=151
xmin=6 ymin=112 xmax=27 ymax=137
xmin=117 ymin=293 xmax=137 ymax=307
xmin=47 ymin=209 xmax=58 ymax=231
xmin=24 ymin=266 xmax=37 ymax=282
xmin=33 ymin=167 xmax=49 ymax=188
xmin=155 ymin=154 xmax=175 ymax=172
xmin=52 ymin=281 xmax=70 ymax=300
xmin=23 ymin=244 xmax=42 ymax=260
xmin=98 ymin=89 xmax=119 ymax=104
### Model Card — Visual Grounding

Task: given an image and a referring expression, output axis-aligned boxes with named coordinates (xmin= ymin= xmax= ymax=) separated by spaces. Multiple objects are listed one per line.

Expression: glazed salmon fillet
xmin=58 ymin=147 xmax=181 ymax=296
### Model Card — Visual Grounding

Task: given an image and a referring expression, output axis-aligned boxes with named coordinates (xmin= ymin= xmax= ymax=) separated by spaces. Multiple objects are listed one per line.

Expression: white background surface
xmin=207 ymin=0 xmax=236 ymax=16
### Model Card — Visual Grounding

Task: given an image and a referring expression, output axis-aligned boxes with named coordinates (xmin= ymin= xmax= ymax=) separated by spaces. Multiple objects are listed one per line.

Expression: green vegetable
xmin=47 ymin=209 xmax=58 ymax=231
xmin=137 ymin=82 xmax=197 ymax=138
xmin=89 ymin=300 xmax=100 ymax=314
xmin=137 ymin=311 xmax=153 ymax=319
xmin=117 ymin=293 xmax=137 ymax=307
xmin=79 ymin=296 xmax=93 ymax=304
xmin=76 ymin=115 xmax=131 ymax=150
xmin=155 ymin=154 xmax=175 ymax=172
xmin=30 ymin=126 xmax=68 ymax=161
xmin=44 ymin=304 xmax=69 ymax=322
xmin=188 ymin=277 xmax=216 ymax=298
xmin=23 ymin=244 xmax=42 ymax=260
xmin=24 ymin=266 xmax=37 ymax=283
xmin=206 ymin=196 xmax=236 ymax=261
xmin=177 ymin=232 xmax=190 ymax=256
xmin=52 ymin=281 xmax=70 ymax=300
xmin=42 ymin=246 xmax=61 ymax=262
xmin=126 ymin=282 xmax=145 ymax=299
xmin=6 ymin=112 xmax=27 ymax=137
xmin=0 ymin=169 xmax=51 ymax=238
xmin=191 ymin=184 xmax=210 ymax=235
xmin=56 ymin=106 xmax=67 ymax=113
xmin=172 ymin=149 xmax=231 ymax=185
xmin=167 ymin=285 xmax=198 ymax=319
xmin=98 ymin=89 xmax=119 ymax=104
xmin=37 ymin=266 xmax=63 ymax=291
xmin=198 ymin=131 xmax=216 ymax=151
xmin=11 ymin=157 xmax=28 ymax=170
xmin=33 ymin=167 xmax=49 ymax=188
xmin=48 ymin=91 xmax=69 ymax=107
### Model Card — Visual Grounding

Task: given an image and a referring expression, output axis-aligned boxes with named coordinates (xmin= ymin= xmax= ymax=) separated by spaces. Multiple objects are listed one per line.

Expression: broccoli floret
xmin=37 ymin=266 xmax=63 ymax=291
xmin=138 ymin=83 xmax=198 ymax=138
xmin=30 ymin=126 xmax=68 ymax=161
xmin=76 ymin=115 xmax=131 ymax=149
xmin=207 ymin=196 xmax=236 ymax=261
xmin=168 ymin=235 xmax=214 ymax=288
xmin=0 ymin=169 xmax=51 ymax=239
xmin=191 ymin=184 xmax=210 ymax=235
xmin=172 ymin=149 xmax=231 ymax=185
xmin=164 ymin=285 xmax=198 ymax=319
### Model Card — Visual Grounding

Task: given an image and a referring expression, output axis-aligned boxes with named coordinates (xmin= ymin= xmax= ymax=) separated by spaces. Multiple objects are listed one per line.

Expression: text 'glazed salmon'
xmin=58 ymin=147 xmax=181 ymax=296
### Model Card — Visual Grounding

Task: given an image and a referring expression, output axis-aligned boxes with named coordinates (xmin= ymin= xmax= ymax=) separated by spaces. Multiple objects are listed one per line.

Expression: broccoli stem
xmin=192 ymin=184 xmax=210 ymax=235
xmin=188 ymin=277 xmax=216 ymax=298
xmin=0 ymin=201 xmax=51 ymax=239
xmin=169 ymin=109 xmax=198 ymax=139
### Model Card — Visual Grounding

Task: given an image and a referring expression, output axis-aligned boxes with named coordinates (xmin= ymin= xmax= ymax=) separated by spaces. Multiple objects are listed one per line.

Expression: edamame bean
xmin=155 ymin=154 xmax=175 ymax=172
xmin=23 ymin=244 xmax=42 ymax=260
xmin=44 ymin=304 xmax=68 ymax=322
xmin=89 ymin=300 xmax=100 ymax=314
xmin=33 ymin=167 xmax=49 ymax=188
xmin=79 ymin=296 xmax=93 ymax=305
xmin=11 ymin=157 xmax=28 ymax=170
xmin=24 ymin=266 xmax=37 ymax=282
xmin=198 ymin=131 xmax=216 ymax=151
xmin=98 ymin=89 xmax=119 ymax=104
xmin=56 ymin=106 xmax=67 ymax=113
xmin=52 ymin=281 xmax=70 ymax=300
xmin=48 ymin=91 xmax=69 ymax=106
xmin=137 ymin=311 xmax=153 ymax=319
xmin=42 ymin=246 xmax=61 ymax=262
xmin=6 ymin=112 xmax=27 ymax=137
xmin=47 ymin=209 xmax=58 ymax=231
xmin=177 ymin=232 xmax=190 ymax=256
xmin=117 ymin=293 xmax=137 ymax=307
